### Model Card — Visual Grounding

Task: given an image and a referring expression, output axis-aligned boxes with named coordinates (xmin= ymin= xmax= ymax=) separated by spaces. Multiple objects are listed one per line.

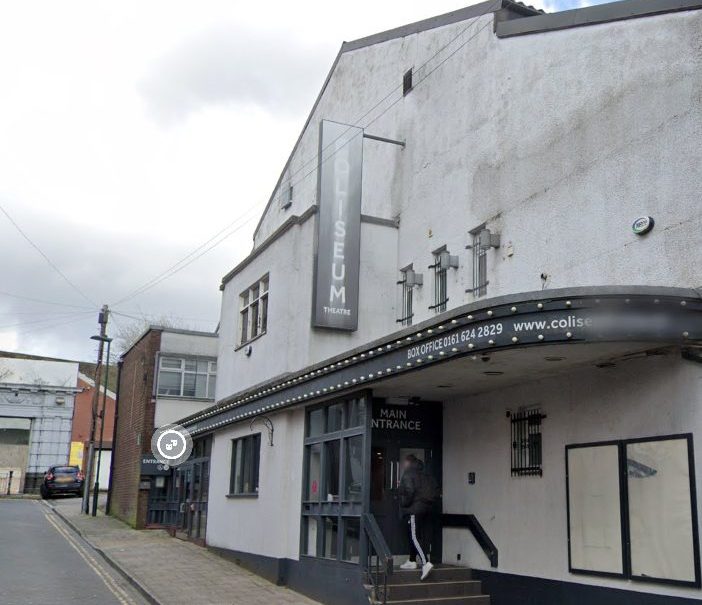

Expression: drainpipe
xmin=105 ymin=359 xmax=123 ymax=515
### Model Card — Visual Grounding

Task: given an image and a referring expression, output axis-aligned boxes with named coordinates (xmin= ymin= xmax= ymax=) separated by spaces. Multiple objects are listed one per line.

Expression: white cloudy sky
xmin=0 ymin=0 xmax=603 ymax=362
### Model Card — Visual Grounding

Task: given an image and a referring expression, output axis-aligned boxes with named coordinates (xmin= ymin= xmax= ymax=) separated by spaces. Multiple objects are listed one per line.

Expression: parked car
xmin=40 ymin=465 xmax=84 ymax=499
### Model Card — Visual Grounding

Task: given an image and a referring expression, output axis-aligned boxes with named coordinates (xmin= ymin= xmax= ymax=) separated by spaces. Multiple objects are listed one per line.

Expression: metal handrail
xmin=442 ymin=513 xmax=498 ymax=568
xmin=361 ymin=513 xmax=393 ymax=605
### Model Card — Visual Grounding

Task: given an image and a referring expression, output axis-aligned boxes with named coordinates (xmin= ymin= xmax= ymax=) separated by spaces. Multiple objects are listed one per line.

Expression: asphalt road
xmin=0 ymin=499 xmax=146 ymax=605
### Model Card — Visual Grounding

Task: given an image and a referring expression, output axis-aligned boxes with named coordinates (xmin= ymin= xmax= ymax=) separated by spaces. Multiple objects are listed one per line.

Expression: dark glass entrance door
xmin=174 ymin=437 xmax=211 ymax=543
xmin=370 ymin=401 xmax=442 ymax=562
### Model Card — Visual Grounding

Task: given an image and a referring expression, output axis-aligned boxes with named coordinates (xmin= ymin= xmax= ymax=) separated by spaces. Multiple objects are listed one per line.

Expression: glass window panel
xmin=305 ymin=443 xmax=322 ymax=501
xmin=182 ymin=373 xmax=197 ymax=397
xmin=184 ymin=359 xmax=197 ymax=371
xmin=196 ymin=360 xmax=208 ymax=373
xmin=327 ymin=403 xmax=343 ymax=432
xmin=261 ymin=277 xmax=269 ymax=293
xmin=308 ymin=408 xmax=325 ymax=437
xmin=347 ymin=399 xmax=364 ymax=428
xmin=342 ymin=518 xmax=361 ymax=562
xmin=251 ymin=300 xmax=260 ymax=338
xmin=161 ymin=358 xmax=181 ymax=369
xmin=322 ymin=517 xmax=338 ymax=559
xmin=304 ymin=517 xmax=318 ymax=557
xmin=207 ymin=375 xmax=216 ymax=399
xmin=232 ymin=440 xmax=243 ymax=494
xmin=260 ymin=295 xmax=268 ymax=333
xmin=567 ymin=445 xmax=623 ymax=574
xmin=157 ymin=371 xmax=182 ymax=396
xmin=209 ymin=361 xmax=217 ymax=373
xmin=194 ymin=374 xmax=207 ymax=399
xmin=323 ymin=441 xmax=340 ymax=501
xmin=627 ymin=438 xmax=695 ymax=582
xmin=251 ymin=284 xmax=260 ymax=299
xmin=344 ymin=435 xmax=363 ymax=501
xmin=240 ymin=308 xmax=248 ymax=343
xmin=242 ymin=437 xmax=253 ymax=493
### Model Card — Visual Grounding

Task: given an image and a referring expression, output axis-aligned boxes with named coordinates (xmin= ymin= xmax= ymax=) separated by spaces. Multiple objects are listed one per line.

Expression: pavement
xmin=46 ymin=496 xmax=320 ymax=605
xmin=0 ymin=498 xmax=147 ymax=605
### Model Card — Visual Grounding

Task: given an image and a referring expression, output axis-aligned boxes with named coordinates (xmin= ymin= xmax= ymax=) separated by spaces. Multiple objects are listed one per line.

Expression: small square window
xmin=403 ymin=68 xmax=413 ymax=96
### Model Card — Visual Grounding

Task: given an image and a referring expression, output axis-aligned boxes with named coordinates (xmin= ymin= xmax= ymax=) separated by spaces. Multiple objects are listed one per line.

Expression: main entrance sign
xmin=312 ymin=120 xmax=363 ymax=331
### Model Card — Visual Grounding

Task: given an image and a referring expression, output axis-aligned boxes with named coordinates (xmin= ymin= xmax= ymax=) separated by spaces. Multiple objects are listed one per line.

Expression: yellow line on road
xmin=44 ymin=511 xmax=136 ymax=605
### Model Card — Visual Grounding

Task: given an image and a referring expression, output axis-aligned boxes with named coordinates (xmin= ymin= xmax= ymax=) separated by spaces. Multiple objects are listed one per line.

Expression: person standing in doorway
xmin=398 ymin=454 xmax=437 ymax=580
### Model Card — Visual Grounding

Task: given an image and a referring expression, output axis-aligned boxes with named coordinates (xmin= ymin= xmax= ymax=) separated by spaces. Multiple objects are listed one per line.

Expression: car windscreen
xmin=53 ymin=466 xmax=79 ymax=475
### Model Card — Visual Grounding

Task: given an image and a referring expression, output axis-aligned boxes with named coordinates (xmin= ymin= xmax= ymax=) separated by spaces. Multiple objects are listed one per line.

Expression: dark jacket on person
xmin=399 ymin=458 xmax=437 ymax=516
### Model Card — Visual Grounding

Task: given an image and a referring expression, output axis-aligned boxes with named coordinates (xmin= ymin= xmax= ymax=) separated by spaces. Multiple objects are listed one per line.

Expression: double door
xmin=369 ymin=401 xmax=442 ymax=561
xmin=174 ymin=458 xmax=209 ymax=542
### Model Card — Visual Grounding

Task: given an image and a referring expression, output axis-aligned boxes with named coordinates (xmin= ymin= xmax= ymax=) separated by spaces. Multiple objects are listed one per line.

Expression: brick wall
xmin=110 ymin=329 xmax=161 ymax=528
xmin=73 ymin=376 xmax=117 ymax=472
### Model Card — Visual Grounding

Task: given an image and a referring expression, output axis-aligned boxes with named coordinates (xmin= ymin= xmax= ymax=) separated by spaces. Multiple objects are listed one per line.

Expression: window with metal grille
xmin=396 ymin=267 xmax=414 ymax=326
xmin=510 ymin=408 xmax=546 ymax=476
xmin=469 ymin=227 xmax=488 ymax=298
xmin=429 ymin=249 xmax=449 ymax=313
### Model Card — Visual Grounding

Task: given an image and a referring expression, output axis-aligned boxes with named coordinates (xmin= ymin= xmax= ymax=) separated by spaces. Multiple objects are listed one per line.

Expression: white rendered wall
xmin=217 ymin=9 xmax=702 ymax=402
xmin=206 ymin=407 xmax=305 ymax=560
xmin=442 ymin=352 xmax=702 ymax=600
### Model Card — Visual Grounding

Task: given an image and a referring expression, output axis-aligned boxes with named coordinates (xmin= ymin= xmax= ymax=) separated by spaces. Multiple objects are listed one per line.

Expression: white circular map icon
xmin=151 ymin=424 xmax=192 ymax=467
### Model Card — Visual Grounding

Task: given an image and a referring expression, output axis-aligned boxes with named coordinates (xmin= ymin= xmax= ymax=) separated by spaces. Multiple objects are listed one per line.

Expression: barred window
xmin=157 ymin=357 xmax=216 ymax=399
xmin=470 ymin=227 xmax=488 ymax=298
xmin=429 ymin=248 xmax=453 ymax=313
xmin=396 ymin=267 xmax=414 ymax=326
xmin=239 ymin=275 xmax=269 ymax=345
xmin=510 ymin=408 xmax=546 ymax=477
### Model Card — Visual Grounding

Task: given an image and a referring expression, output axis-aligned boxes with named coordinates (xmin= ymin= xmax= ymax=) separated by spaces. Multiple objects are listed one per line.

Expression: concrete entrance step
xmin=390 ymin=566 xmax=474 ymax=584
xmin=387 ymin=580 xmax=483 ymax=600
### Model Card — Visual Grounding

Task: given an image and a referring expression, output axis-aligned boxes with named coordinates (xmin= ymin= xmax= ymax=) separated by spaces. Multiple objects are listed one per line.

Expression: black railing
xmin=361 ymin=513 xmax=393 ymax=604
xmin=442 ymin=514 xmax=498 ymax=568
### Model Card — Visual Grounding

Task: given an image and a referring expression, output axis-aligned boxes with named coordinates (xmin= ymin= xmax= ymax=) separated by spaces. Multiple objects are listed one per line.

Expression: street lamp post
xmin=90 ymin=334 xmax=112 ymax=517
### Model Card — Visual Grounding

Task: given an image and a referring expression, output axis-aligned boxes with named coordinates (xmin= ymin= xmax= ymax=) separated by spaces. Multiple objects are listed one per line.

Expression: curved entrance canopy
xmin=183 ymin=286 xmax=702 ymax=435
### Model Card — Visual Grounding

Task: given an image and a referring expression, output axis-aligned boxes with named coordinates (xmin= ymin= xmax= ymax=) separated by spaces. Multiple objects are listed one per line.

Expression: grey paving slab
xmin=49 ymin=497 xmax=320 ymax=605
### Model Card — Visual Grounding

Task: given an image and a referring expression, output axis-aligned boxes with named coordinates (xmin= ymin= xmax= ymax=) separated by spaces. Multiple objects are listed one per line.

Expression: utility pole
xmin=82 ymin=304 xmax=109 ymax=514
xmin=92 ymin=335 xmax=112 ymax=516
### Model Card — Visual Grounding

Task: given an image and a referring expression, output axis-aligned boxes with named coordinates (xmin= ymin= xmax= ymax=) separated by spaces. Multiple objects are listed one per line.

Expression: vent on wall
xmin=403 ymin=68 xmax=413 ymax=96
xmin=281 ymin=179 xmax=293 ymax=210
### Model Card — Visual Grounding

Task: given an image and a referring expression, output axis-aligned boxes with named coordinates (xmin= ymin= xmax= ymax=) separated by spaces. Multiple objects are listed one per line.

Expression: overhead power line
xmin=0 ymin=289 xmax=95 ymax=310
xmin=266 ymin=1 xmax=502 ymax=209
xmin=111 ymin=203 xmax=263 ymax=306
xmin=110 ymin=5 xmax=498 ymax=307
xmin=0 ymin=310 xmax=93 ymax=331
xmin=0 ymin=202 xmax=97 ymax=308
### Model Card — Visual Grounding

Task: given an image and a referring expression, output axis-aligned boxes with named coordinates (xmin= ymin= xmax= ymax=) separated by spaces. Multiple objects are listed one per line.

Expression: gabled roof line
xmin=250 ymin=1 xmax=536 ymax=242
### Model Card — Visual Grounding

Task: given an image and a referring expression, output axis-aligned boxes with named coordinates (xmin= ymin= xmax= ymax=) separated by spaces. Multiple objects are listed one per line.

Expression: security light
xmin=478 ymin=228 xmax=501 ymax=250
xmin=438 ymin=250 xmax=459 ymax=270
xmin=405 ymin=269 xmax=423 ymax=287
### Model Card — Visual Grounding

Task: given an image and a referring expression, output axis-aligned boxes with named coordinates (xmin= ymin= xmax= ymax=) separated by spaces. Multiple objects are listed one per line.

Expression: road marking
xmin=44 ymin=512 xmax=136 ymax=605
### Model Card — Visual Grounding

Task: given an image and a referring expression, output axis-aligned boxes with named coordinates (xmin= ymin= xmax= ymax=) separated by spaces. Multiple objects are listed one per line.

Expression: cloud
xmin=139 ymin=24 xmax=335 ymax=124
xmin=0 ymin=210 xmax=232 ymax=361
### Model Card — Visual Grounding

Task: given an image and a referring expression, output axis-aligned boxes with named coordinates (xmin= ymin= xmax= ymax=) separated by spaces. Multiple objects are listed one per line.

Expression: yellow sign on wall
xmin=69 ymin=441 xmax=84 ymax=467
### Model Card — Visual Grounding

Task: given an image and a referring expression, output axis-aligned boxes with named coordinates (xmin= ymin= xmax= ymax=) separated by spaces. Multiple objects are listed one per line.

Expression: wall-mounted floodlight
xmin=478 ymin=228 xmax=501 ymax=250
xmin=439 ymin=250 xmax=460 ymax=270
xmin=404 ymin=269 xmax=423 ymax=287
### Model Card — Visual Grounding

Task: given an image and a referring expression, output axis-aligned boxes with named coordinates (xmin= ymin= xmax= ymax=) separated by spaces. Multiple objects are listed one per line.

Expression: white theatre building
xmin=176 ymin=1 xmax=702 ymax=604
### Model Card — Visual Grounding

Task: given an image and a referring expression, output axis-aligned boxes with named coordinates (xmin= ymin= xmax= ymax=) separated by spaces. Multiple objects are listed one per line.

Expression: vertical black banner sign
xmin=312 ymin=120 xmax=363 ymax=330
